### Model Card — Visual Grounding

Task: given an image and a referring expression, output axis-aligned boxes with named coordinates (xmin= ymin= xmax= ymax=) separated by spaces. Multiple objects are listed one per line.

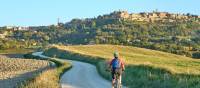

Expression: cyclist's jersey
xmin=109 ymin=58 xmax=125 ymax=80
xmin=109 ymin=58 xmax=125 ymax=70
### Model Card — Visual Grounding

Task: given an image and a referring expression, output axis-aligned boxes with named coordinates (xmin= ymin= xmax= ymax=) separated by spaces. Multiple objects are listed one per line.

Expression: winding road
xmin=32 ymin=52 xmax=112 ymax=88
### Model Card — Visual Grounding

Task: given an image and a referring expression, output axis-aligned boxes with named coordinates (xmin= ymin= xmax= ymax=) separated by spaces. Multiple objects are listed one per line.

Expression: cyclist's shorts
xmin=111 ymin=67 xmax=122 ymax=79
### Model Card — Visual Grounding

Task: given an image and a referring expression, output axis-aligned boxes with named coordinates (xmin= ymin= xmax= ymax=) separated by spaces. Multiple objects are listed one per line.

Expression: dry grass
xmin=20 ymin=57 xmax=72 ymax=88
xmin=21 ymin=67 xmax=60 ymax=88
xmin=0 ymin=57 xmax=50 ymax=88
xmin=0 ymin=58 xmax=49 ymax=80
xmin=0 ymin=48 xmax=34 ymax=54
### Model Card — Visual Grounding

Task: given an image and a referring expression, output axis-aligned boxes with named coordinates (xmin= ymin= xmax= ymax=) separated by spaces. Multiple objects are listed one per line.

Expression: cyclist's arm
xmin=120 ymin=59 xmax=125 ymax=71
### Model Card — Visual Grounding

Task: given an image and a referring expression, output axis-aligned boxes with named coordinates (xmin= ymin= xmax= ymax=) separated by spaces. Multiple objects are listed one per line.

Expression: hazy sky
xmin=0 ymin=0 xmax=199 ymax=26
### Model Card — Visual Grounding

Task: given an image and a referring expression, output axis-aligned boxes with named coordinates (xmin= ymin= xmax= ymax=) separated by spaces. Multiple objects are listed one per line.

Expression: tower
xmin=57 ymin=18 xmax=60 ymax=26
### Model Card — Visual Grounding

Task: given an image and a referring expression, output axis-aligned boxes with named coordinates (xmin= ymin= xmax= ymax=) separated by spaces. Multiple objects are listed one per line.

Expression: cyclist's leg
xmin=111 ymin=68 xmax=116 ymax=88
xmin=117 ymin=68 xmax=122 ymax=88
xmin=119 ymin=74 xmax=122 ymax=84
xmin=119 ymin=69 xmax=123 ymax=84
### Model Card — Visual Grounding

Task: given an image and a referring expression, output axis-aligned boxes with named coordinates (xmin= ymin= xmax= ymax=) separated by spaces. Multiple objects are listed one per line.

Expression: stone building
xmin=158 ymin=12 xmax=168 ymax=18
xmin=102 ymin=10 xmax=200 ymax=23
xmin=109 ymin=11 xmax=130 ymax=19
xmin=119 ymin=11 xmax=130 ymax=19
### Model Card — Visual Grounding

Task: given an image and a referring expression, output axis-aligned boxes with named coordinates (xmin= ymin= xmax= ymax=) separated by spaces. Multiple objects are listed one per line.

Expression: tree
xmin=192 ymin=52 xmax=200 ymax=59
xmin=91 ymin=21 xmax=96 ymax=28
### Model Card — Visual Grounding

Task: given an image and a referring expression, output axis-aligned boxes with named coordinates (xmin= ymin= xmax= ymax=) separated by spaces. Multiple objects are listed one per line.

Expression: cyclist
xmin=108 ymin=51 xmax=125 ymax=88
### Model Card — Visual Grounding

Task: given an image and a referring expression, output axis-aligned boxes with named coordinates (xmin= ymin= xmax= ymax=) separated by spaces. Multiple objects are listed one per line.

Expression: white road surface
xmin=61 ymin=60 xmax=112 ymax=88
xmin=32 ymin=52 xmax=113 ymax=88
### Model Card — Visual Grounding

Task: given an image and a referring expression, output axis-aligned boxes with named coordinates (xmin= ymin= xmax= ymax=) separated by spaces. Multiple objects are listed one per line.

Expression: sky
xmin=0 ymin=0 xmax=199 ymax=26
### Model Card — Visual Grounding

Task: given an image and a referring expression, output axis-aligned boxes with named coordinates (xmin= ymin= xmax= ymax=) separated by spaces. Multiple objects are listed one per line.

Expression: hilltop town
xmin=2 ymin=11 xmax=200 ymax=30
xmin=98 ymin=10 xmax=200 ymax=23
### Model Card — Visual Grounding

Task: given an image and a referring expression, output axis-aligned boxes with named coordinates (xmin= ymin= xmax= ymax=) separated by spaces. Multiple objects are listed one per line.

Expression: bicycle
xmin=113 ymin=70 xmax=122 ymax=88
xmin=106 ymin=68 xmax=123 ymax=88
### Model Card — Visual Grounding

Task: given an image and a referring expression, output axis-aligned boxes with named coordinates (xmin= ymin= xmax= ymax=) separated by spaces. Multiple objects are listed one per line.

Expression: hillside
xmin=1 ymin=11 xmax=200 ymax=58
xmin=53 ymin=44 xmax=200 ymax=74
xmin=44 ymin=44 xmax=200 ymax=88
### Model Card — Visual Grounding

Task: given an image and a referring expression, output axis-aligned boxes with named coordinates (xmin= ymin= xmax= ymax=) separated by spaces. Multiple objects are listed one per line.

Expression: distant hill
xmin=1 ymin=11 xmax=200 ymax=58
xmin=94 ymin=10 xmax=200 ymax=23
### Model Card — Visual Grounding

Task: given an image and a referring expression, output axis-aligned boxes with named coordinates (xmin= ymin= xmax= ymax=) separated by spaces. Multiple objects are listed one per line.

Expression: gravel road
xmin=60 ymin=60 xmax=112 ymax=88
xmin=33 ymin=52 xmax=113 ymax=88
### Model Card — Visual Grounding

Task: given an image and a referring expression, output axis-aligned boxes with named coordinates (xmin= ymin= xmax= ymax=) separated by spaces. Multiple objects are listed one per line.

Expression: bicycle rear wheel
xmin=114 ymin=74 xmax=122 ymax=88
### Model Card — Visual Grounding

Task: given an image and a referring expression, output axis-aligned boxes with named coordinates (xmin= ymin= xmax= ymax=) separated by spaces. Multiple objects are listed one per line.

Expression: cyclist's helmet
xmin=114 ymin=51 xmax=119 ymax=58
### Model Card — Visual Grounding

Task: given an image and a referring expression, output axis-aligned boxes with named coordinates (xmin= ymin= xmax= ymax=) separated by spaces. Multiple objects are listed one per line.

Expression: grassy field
xmin=44 ymin=44 xmax=200 ymax=88
xmin=0 ymin=57 xmax=50 ymax=87
xmin=0 ymin=48 xmax=35 ymax=54
xmin=20 ymin=53 xmax=72 ymax=88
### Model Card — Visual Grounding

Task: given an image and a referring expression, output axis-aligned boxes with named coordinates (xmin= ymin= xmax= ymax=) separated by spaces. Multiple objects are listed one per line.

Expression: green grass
xmin=44 ymin=44 xmax=200 ymax=88
xmin=19 ymin=53 xmax=72 ymax=88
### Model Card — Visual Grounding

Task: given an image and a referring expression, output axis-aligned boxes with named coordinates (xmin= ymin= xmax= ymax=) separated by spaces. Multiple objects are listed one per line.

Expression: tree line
xmin=1 ymin=17 xmax=200 ymax=58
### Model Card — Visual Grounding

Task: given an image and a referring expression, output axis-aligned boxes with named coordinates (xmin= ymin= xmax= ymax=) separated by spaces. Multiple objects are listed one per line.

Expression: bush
xmin=192 ymin=52 xmax=200 ymax=59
